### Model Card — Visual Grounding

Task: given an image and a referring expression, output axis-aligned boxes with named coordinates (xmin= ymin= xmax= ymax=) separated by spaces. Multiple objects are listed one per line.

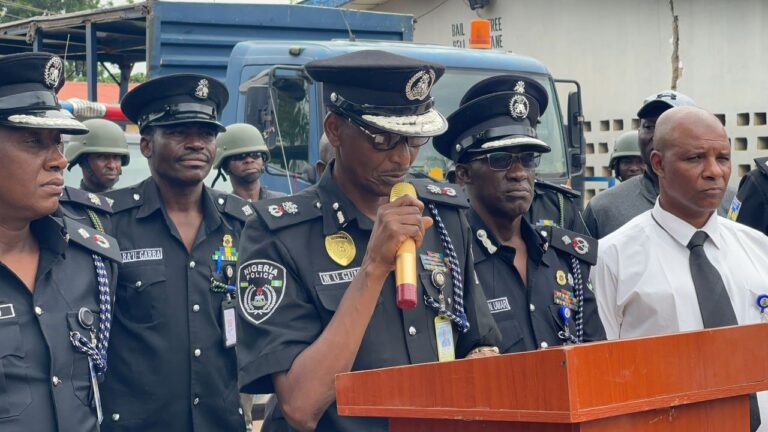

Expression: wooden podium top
xmin=336 ymin=323 xmax=768 ymax=423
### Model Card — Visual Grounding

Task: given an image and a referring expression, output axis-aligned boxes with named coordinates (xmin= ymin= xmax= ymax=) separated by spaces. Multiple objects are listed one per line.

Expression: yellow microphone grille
xmin=390 ymin=182 xmax=416 ymax=202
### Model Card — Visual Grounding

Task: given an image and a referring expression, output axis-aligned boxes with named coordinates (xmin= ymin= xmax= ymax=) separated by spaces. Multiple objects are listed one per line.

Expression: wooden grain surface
xmin=336 ymin=323 xmax=768 ymax=424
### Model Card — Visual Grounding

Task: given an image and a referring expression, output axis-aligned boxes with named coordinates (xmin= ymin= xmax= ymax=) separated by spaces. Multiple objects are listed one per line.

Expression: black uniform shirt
xmin=527 ymin=180 xmax=589 ymax=235
xmin=0 ymin=213 xmax=119 ymax=432
xmin=467 ymin=209 xmax=605 ymax=353
xmin=236 ymin=166 xmax=500 ymax=432
xmin=101 ymin=178 xmax=252 ymax=432
xmin=733 ymin=157 xmax=768 ymax=233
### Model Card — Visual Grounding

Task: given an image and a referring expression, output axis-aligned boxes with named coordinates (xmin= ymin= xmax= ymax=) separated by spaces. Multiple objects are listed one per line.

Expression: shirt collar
xmin=135 ymin=178 xmax=223 ymax=231
xmin=467 ymin=208 xmax=546 ymax=264
xmin=32 ymin=214 xmax=68 ymax=256
xmin=316 ymin=160 xmax=374 ymax=235
xmin=652 ymin=198 xmax=722 ymax=249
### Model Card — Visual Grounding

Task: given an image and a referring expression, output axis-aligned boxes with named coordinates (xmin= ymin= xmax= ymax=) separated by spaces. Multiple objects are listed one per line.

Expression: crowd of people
xmin=1 ymin=48 xmax=767 ymax=432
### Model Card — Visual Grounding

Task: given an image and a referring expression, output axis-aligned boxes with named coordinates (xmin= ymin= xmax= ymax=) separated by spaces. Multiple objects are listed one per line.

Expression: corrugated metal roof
xmin=300 ymin=0 xmax=390 ymax=10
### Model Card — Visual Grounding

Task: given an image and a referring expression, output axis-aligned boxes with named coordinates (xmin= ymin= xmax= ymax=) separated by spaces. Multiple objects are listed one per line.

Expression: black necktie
xmin=687 ymin=230 xmax=761 ymax=431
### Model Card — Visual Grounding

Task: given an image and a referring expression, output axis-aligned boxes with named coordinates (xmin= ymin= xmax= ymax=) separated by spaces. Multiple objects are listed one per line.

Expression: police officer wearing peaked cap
xmin=100 ymin=74 xmax=251 ymax=432
xmin=0 ymin=52 xmax=121 ymax=432
xmin=451 ymin=75 xmax=590 ymax=234
xmin=433 ymin=74 xmax=605 ymax=354
xmin=235 ymin=50 xmax=501 ymax=432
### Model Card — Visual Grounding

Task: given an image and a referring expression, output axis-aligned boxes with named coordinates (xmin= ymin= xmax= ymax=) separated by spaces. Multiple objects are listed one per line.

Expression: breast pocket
xmin=0 ymin=313 xmax=32 ymax=418
xmin=116 ymin=264 xmax=167 ymax=324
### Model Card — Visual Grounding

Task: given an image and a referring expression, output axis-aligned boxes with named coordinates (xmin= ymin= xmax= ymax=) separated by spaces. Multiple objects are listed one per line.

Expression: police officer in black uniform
xmin=100 ymin=75 xmax=251 ymax=431
xmin=0 ymin=52 xmax=120 ymax=432
xmin=731 ymin=157 xmax=768 ymax=233
xmin=235 ymin=50 xmax=501 ymax=432
xmin=433 ymin=75 xmax=605 ymax=353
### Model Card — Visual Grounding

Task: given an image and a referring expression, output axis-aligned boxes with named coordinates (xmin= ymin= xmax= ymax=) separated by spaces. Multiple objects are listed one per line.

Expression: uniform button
xmin=112 ymin=413 xmax=120 ymax=422
xmin=529 ymin=304 xmax=536 ymax=312
xmin=408 ymin=326 xmax=417 ymax=336
xmin=239 ymin=407 xmax=244 ymax=415
xmin=192 ymin=304 xmax=200 ymax=312
xmin=135 ymin=281 xmax=142 ymax=288
xmin=540 ymin=230 xmax=548 ymax=238
xmin=52 ymin=376 xmax=61 ymax=386
xmin=218 ymin=197 xmax=225 ymax=205
xmin=34 ymin=306 xmax=43 ymax=316
xmin=194 ymin=349 xmax=201 ymax=357
xmin=540 ymin=342 xmax=549 ymax=348
xmin=193 ymin=397 xmax=200 ymax=406
xmin=133 ymin=193 xmax=140 ymax=201
xmin=189 ymin=261 xmax=196 ymax=269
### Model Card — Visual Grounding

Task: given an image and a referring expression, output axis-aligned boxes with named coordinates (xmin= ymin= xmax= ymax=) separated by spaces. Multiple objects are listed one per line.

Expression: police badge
xmin=405 ymin=69 xmax=436 ymax=101
xmin=194 ymin=79 xmax=209 ymax=99
xmin=44 ymin=56 xmax=63 ymax=88
xmin=509 ymin=95 xmax=529 ymax=119
xmin=238 ymin=260 xmax=286 ymax=325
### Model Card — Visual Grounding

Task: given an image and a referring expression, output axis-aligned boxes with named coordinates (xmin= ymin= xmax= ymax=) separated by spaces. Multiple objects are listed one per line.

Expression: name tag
xmin=487 ymin=297 xmax=511 ymax=314
xmin=318 ymin=267 xmax=360 ymax=285
xmin=121 ymin=248 xmax=163 ymax=263
xmin=0 ymin=304 xmax=15 ymax=320
xmin=222 ymin=299 xmax=237 ymax=348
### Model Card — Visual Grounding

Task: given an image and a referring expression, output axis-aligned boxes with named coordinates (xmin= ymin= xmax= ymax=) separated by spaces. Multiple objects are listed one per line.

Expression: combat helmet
xmin=65 ymin=118 xmax=129 ymax=170
xmin=609 ymin=130 xmax=640 ymax=169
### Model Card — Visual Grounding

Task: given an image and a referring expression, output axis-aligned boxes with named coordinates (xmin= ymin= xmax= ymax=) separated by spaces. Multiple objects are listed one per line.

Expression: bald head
xmin=650 ymin=106 xmax=731 ymax=228
xmin=654 ymin=106 xmax=727 ymax=153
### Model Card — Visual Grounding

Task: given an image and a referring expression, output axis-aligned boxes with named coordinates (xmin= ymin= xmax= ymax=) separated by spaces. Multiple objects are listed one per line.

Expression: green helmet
xmin=213 ymin=123 xmax=270 ymax=170
xmin=609 ymin=130 xmax=641 ymax=169
xmin=65 ymin=118 xmax=129 ymax=170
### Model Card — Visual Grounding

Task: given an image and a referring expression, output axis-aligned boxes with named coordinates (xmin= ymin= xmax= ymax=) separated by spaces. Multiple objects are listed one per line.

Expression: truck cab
xmin=224 ymin=40 xmax=585 ymax=195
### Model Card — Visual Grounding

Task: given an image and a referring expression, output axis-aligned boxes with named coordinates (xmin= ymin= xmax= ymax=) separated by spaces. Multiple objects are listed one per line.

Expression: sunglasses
xmin=347 ymin=118 xmax=430 ymax=151
xmin=230 ymin=151 xmax=266 ymax=161
xmin=468 ymin=151 xmax=542 ymax=170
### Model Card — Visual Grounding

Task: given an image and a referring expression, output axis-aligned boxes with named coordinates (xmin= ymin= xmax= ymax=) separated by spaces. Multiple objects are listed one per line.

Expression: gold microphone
xmin=390 ymin=182 xmax=418 ymax=309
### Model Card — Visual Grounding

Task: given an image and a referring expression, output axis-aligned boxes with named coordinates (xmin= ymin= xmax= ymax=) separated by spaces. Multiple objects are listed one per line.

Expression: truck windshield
xmin=415 ymin=70 xmax=568 ymax=181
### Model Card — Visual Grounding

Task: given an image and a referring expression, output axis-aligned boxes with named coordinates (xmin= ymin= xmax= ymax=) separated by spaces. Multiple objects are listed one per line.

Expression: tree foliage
xmin=0 ymin=0 xmax=102 ymax=23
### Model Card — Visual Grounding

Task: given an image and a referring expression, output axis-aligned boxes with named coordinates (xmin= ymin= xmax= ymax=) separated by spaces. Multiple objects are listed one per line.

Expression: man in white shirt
xmin=591 ymin=106 xmax=767 ymax=432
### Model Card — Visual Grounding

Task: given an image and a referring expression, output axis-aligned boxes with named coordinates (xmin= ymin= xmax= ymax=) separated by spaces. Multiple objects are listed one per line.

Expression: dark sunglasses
xmin=347 ymin=118 xmax=430 ymax=151
xmin=469 ymin=151 xmax=542 ymax=170
xmin=230 ymin=151 xmax=266 ymax=161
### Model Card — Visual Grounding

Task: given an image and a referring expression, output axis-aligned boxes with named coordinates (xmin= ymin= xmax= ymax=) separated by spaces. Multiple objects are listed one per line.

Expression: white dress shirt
xmin=592 ymin=199 xmax=768 ymax=430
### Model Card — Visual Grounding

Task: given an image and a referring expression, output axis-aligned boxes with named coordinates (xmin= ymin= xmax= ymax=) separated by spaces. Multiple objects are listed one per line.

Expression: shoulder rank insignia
xmin=63 ymin=217 xmax=122 ymax=263
xmin=210 ymin=190 xmax=256 ymax=223
xmin=103 ymin=186 xmax=143 ymax=213
xmin=61 ymin=186 xmax=113 ymax=213
xmin=410 ymin=179 xmax=469 ymax=208
xmin=253 ymin=192 xmax=321 ymax=231
xmin=539 ymin=225 xmax=597 ymax=265
xmin=534 ymin=179 xmax=581 ymax=199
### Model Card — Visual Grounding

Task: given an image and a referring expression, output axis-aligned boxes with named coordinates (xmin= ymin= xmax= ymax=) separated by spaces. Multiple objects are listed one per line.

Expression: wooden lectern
xmin=336 ymin=323 xmax=768 ymax=431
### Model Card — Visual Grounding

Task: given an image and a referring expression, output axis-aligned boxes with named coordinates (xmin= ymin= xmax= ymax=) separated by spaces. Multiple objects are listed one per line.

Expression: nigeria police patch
xmin=237 ymin=260 xmax=286 ymax=325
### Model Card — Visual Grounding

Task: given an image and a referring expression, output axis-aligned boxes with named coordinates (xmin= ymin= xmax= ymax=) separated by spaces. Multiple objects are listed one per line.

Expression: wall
xmin=362 ymin=0 xmax=767 ymax=197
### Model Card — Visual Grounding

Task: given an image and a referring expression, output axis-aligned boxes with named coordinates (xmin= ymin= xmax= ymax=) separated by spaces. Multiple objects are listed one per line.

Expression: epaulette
xmin=253 ymin=193 xmax=322 ymax=231
xmin=534 ymin=179 xmax=581 ymax=199
xmin=410 ymin=179 xmax=469 ymax=208
xmin=103 ymin=186 xmax=144 ymax=213
xmin=64 ymin=216 xmax=122 ymax=263
xmin=60 ymin=186 xmax=113 ymax=214
xmin=209 ymin=189 xmax=256 ymax=223
xmin=538 ymin=225 xmax=597 ymax=265
xmin=754 ymin=157 xmax=768 ymax=176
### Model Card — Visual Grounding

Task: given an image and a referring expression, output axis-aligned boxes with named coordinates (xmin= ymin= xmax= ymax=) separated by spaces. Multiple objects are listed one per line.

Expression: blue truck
xmin=0 ymin=0 xmax=585 ymax=194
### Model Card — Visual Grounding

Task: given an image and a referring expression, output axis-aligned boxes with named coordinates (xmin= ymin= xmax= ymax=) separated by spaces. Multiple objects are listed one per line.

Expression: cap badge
xmin=514 ymin=81 xmax=526 ymax=93
xmin=405 ymin=69 xmax=436 ymax=101
xmin=509 ymin=95 xmax=529 ymax=119
xmin=195 ymin=79 xmax=209 ymax=99
xmin=44 ymin=56 xmax=63 ymax=89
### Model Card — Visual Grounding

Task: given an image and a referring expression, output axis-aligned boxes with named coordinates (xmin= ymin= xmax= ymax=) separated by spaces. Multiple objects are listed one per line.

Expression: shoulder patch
xmin=253 ymin=194 xmax=322 ymax=231
xmin=209 ymin=190 xmax=256 ymax=222
xmin=755 ymin=157 xmax=768 ymax=176
xmin=60 ymin=187 xmax=113 ymax=214
xmin=410 ymin=179 xmax=469 ymax=208
xmin=539 ymin=225 xmax=597 ymax=265
xmin=103 ymin=187 xmax=143 ymax=213
xmin=534 ymin=180 xmax=581 ymax=198
xmin=64 ymin=217 xmax=122 ymax=263
xmin=237 ymin=259 xmax=286 ymax=325
xmin=727 ymin=197 xmax=742 ymax=221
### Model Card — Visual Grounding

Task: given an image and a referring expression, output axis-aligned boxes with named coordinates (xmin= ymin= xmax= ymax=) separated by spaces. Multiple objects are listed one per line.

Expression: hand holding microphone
xmin=390 ymin=182 xmax=424 ymax=309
